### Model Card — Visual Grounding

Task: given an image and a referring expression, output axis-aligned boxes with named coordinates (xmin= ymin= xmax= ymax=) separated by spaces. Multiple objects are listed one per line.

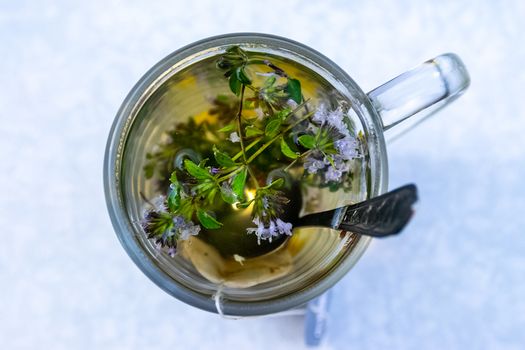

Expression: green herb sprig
xmin=141 ymin=46 xmax=360 ymax=254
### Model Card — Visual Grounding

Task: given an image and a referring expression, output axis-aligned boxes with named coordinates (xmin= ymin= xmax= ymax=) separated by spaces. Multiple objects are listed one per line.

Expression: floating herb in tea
xmin=140 ymin=46 xmax=361 ymax=258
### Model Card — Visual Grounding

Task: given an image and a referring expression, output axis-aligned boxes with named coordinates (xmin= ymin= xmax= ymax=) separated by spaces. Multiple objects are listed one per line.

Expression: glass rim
xmin=103 ymin=32 xmax=388 ymax=316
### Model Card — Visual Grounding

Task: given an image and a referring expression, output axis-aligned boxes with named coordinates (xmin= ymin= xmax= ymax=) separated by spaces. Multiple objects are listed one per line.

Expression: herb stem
xmin=285 ymin=98 xmax=311 ymax=122
xmin=236 ymin=84 xmax=248 ymax=162
xmin=139 ymin=191 xmax=156 ymax=208
xmin=284 ymin=149 xmax=313 ymax=172
xmin=321 ymin=150 xmax=335 ymax=167
xmin=246 ymin=111 xmax=315 ymax=164
xmin=247 ymin=59 xmax=288 ymax=78
xmin=246 ymin=165 xmax=260 ymax=189
xmin=232 ymin=137 xmax=262 ymax=161
xmin=216 ymin=166 xmax=244 ymax=182
xmin=235 ymin=84 xmax=260 ymax=189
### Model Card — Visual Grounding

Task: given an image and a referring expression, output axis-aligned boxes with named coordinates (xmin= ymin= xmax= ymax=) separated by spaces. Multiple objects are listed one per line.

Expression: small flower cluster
xmin=141 ymin=46 xmax=362 ymax=257
xmin=141 ymin=195 xmax=200 ymax=257
xmin=245 ymin=189 xmax=293 ymax=243
xmin=247 ymin=217 xmax=293 ymax=244
xmin=229 ymin=132 xmax=240 ymax=143
xmin=304 ymin=105 xmax=358 ymax=183
xmin=172 ymin=216 xmax=201 ymax=240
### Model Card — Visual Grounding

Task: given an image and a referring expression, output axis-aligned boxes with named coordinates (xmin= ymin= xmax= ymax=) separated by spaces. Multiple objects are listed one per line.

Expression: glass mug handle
xmin=367 ymin=53 xmax=470 ymax=141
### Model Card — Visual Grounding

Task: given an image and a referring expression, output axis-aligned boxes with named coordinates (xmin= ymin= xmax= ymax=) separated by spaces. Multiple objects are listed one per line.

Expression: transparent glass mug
xmin=104 ymin=33 xmax=469 ymax=316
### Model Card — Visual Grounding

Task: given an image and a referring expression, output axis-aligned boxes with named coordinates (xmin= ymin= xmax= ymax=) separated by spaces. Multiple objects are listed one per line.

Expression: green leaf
xmin=167 ymin=171 xmax=181 ymax=211
xmin=216 ymin=94 xmax=229 ymax=103
xmin=207 ymin=187 xmax=218 ymax=203
xmin=197 ymin=209 xmax=223 ymax=229
xmin=320 ymin=144 xmax=337 ymax=154
xmin=280 ymin=138 xmax=299 ymax=159
xmin=298 ymin=134 xmax=316 ymax=149
xmin=244 ymin=99 xmax=254 ymax=109
xmin=195 ymin=181 xmax=215 ymax=193
xmin=143 ymin=163 xmax=155 ymax=179
xmin=286 ymin=78 xmax=302 ymax=104
xmin=268 ymin=178 xmax=284 ymax=189
xmin=231 ymin=168 xmax=248 ymax=200
xmin=177 ymin=198 xmax=194 ymax=220
xmin=198 ymin=158 xmax=209 ymax=168
xmin=236 ymin=66 xmax=252 ymax=85
xmin=328 ymin=182 xmax=340 ymax=191
xmin=263 ymin=76 xmax=276 ymax=88
xmin=245 ymin=125 xmax=264 ymax=137
xmin=275 ymin=107 xmax=292 ymax=120
xmin=229 ymin=74 xmax=242 ymax=96
xmin=184 ymin=159 xmax=212 ymax=180
xmin=235 ymin=201 xmax=252 ymax=209
xmin=167 ymin=188 xmax=180 ymax=212
xmin=169 ymin=171 xmax=179 ymax=186
xmin=220 ymin=185 xmax=237 ymax=204
xmin=218 ymin=123 xmax=236 ymax=132
xmin=213 ymin=145 xmax=236 ymax=167
xmin=265 ymin=119 xmax=281 ymax=137
xmin=225 ymin=45 xmax=248 ymax=59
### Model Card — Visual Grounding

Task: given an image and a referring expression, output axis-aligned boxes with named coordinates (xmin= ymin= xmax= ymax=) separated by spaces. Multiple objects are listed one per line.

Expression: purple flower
xmin=246 ymin=216 xmax=266 ymax=235
xmin=304 ymin=148 xmax=353 ymax=183
xmin=312 ymin=105 xmax=351 ymax=138
xmin=334 ymin=138 xmax=358 ymax=160
xmin=229 ymin=132 xmax=240 ymax=143
xmin=172 ymin=215 xmax=201 ymax=240
xmin=151 ymin=195 xmax=167 ymax=212
xmin=167 ymin=247 xmax=177 ymax=257
xmin=312 ymin=104 xmax=328 ymax=124
xmin=304 ymin=105 xmax=360 ymax=183
xmin=325 ymin=166 xmax=343 ymax=182
xmin=275 ymin=218 xmax=293 ymax=236
xmin=247 ymin=216 xmax=293 ymax=243
xmin=304 ymin=155 xmax=325 ymax=174
xmin=326 ymin=108 xmax=347 ymax=135
xmin=287 ymin=99 xmax=298 ymax=109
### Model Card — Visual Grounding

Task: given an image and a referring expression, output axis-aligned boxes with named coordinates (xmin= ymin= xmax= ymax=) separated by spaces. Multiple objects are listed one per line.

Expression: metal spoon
xmin=293 ymin=184 xmax=418 ymax=237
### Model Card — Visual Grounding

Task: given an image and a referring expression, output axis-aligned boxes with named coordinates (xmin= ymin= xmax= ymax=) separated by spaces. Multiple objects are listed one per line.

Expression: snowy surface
xmin=1 ymin=1 xmax=524 ymax=349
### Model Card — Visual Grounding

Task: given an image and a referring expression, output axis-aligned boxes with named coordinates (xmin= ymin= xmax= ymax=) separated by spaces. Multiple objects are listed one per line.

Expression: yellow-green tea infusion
xmin=139 ymin=46 xmax=369 ymax=288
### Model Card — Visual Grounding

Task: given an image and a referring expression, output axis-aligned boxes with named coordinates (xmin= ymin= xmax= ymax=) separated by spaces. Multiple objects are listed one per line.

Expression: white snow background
xmin=1 ymin=1 xmax=524 ymax=349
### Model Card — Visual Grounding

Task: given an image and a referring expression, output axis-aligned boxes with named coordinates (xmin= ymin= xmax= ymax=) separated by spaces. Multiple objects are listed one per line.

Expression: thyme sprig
xmin=141 ymin=46 xmax=360 ymax=255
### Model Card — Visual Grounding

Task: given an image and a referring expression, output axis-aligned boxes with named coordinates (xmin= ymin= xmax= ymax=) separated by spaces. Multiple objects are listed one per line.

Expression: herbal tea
xmin=135 ymin=46 xmax=370 ymax=288
xmin=107 ymin=34 xmax=468 ymax=314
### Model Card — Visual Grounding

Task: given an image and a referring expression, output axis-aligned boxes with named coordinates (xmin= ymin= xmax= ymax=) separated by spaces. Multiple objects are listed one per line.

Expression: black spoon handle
xmin=295 ymin=184 xmax=418 ymax=238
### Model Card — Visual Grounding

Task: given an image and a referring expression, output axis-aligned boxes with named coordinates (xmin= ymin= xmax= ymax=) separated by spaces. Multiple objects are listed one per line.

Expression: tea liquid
xmin=136 ymin=50 xmax=369 ymax=287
